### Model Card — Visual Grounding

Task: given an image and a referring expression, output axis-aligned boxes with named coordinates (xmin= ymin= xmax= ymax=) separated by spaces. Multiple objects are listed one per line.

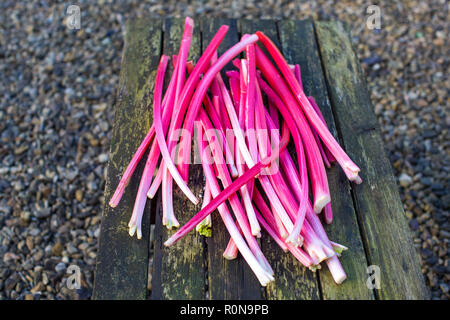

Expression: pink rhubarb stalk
xmin=147 ymin=22 xmax=230 ymax=199
xmin=176 ymin=34 xmax=260 ymax=182
xmin=254 ymin=45 xmax=331 ymax=213
xmin=164 ymin=117 xmax=290 ymax=247
xmin=195 ymin=123 xmax=274 ymax=285
xmin=256 ymin=31 xmax=361 ymax=183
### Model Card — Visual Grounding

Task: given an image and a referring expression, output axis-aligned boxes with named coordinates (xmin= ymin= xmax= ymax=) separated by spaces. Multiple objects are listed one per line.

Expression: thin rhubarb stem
xmin=164 ymin=115 xmax=290 ymax=248
xmin=176 ymin=34 xmax=260 ymax=182
xmin=252 ymin=190 xmax=288 ymax=239
xmin=228 ymin=73 xmax=241 ymax=109
xmin=109 ymin=58 xmax=178 ymax=208
xmin=153 ymin=21 xmax=199 ymax=205
xmin=243 ymin=41 xmax=259 ymax=164
xmin=324 ymin=202 xmax=333 ymax=224
xmin=128 ymin=138 xmax=160 ymax=239
xmin=255 ymin=46 xmax=331 ymax=213
xmin=199 ymin=109 xmax=273 ymax=274
xmin=162 ymin=167 xmax=179 ymax=229
xmin=223 ymin=237 xmax=239 ymax=260
xmin=195 ymin=123 xmax=273 ymax=285
xmin=147 ymin=24 xmax=230 ymax=199
xmin=294 ymin=64 xmax=303 ymax=91
xmin=268 ymin=99 xmax=279 ymax=131
xmin=306 ymin=96 xmax=336 ymax=163
xmin=256 ymin=31 xmax=361 ymax=182
xmin=258 ymin=80 xmax=308 ymax=245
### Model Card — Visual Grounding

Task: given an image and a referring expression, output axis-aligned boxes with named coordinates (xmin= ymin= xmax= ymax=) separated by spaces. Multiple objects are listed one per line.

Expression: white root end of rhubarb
xmin=313 ymin=194 xmax=331 ymax=214
xmin=285 ymin=234 xmax=302 ymax=247
xmin=230 ymin=165 xmax=239 ymax=178
xmin=165 ymin=217 xmax=180 ymax=230
xmin=223 ymin=253 xmax=238 ymax=260
xmin=308 ymin=264 xmax=322 ymax=272
xmin=128 ymin=224 xmax=137 ymax=237
xmin=109 ymin=182 xmax=126 ymax=208
xmin=147 ymin=188 xmax=157 ymax=199
xmin=326 ymin=255 xmax=347 ymax=284
xmin=163 ymin=238 xmax=173 ymax=247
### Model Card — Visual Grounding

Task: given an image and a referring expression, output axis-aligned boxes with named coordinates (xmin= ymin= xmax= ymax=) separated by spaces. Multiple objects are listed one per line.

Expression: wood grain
xmin=315 ymin=21 xmax=429 ymax=300
xmin=277 ymin=19 xmax=373 ymax=300
xmin=201 ymin=17 xmax=264 ymax=300
xmin=150 ymin=18 xmax=207 ymax=300
xmin=93 ymin=18 xmax=162 ymax=300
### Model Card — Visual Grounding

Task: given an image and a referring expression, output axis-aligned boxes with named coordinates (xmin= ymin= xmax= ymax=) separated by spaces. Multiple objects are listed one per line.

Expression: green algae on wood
xmin=278 ymin=19 xmax=373 ymax=300
xmin=315 ymin=21 xmax=429 ymax=300
xmin=201 ymin=17 xmax=263 ymax=300
xmin=93 ymin=18 xmax=162 ymax=300
xmin=150 ymin=18 xmax=206 ymax=300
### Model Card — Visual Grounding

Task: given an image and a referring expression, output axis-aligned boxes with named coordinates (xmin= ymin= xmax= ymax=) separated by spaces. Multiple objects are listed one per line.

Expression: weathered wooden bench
xmin=92 ymin=18 xmax=429 ymax=300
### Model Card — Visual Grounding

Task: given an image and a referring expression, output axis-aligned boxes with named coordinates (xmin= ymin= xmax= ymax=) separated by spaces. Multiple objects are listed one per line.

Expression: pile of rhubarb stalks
xmin=109 ymin=17 xmax=362 ymax=286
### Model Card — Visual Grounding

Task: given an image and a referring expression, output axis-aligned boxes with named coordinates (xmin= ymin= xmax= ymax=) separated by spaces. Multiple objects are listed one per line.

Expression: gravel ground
xmin=0 ymin=0 xmax=448 ymax=300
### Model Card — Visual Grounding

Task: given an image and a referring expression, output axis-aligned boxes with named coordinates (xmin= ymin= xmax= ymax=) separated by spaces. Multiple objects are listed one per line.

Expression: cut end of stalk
xmin=326 ymin=256 xmax=347 ymax=284
xmin=164 ymin=237 xmax=175 ymax=247
xmin=313 ymin=194 xmax=331 ymax=214
xmin=230 ymin=165 xmax=239 ymax=178
xmin=185 ymin=16 xmax=194 ymax=29
xmin=285 ymin=234 xmax=303 ymax=248
xmin=164 ymin=218 xmax=180 ymax=230
xmin=343 ymin=164 xmax=361 ymax=182
xmin=223 ymin=252 xmax=238 ymax=260
xmin=354 ymin=175 xmax=363 ymax=184
xmin=109 ymin=201 xmax=118 ymax=208
xmin=128 ymin=224 xmax=137 ymax=237
xmin=251 ymin=226 xmax=262 ymax=237
xmin=147 ymin=186 xmax=157 ymax=199
xmin=308 ymin=264 xmax=322 ymax=272
xmin=109 ymin=186 xmax=125 ymax=208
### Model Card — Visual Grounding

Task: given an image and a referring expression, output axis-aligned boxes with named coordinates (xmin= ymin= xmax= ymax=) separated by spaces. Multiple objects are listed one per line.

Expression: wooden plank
xmin=277 ymin=20 xmax=373 ymax=300
xmin=240 ymin=19 xmax=321 ymax=300
xmin=200 ymin=18 xmax=263 ymax=300
xmin=92 ymin=18 xmax=162 ymax=300
xmin=315 ymin=21 xmax=430 ymax=300
xmin=151 ymin=18 xmax=207 ymax=300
